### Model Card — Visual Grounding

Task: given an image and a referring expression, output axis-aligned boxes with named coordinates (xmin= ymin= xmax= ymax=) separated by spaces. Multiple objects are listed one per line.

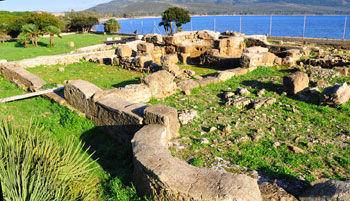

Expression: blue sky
xmin=0 ymin=0 xmax=111 ymax=12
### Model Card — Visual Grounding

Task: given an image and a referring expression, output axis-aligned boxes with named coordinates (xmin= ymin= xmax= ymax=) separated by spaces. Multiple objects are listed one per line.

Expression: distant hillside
xmin=87 ymin=0 xmax=350 ymax=15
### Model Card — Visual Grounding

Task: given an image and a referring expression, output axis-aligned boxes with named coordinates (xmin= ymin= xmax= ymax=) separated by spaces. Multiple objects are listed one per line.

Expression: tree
xmin=4 ymin=16 xmax=25 ymax=38
xmin=69 ymin=14 xmax=98 ymax=33
xmin=45 ymin=26 xmax=61 ymax=46
xmin=17 ymin=32 xmax=31 ymax=47
xmin=159 ymin=7 xmax=190 ymax=35
xmin=104 ymin=19 xmax=121 ymax=33
xmin=25 ymin=12 xmax=62 ymax=31
xmin=21 ymin=24 xmax=40 ymax=47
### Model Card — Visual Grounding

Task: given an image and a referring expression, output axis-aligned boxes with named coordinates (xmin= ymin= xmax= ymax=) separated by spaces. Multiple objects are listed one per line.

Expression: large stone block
xmin=177 ymin=80 xmax=200 ymax=95
xmin=116 ymin=44 xmax=133 ymax=58
xmin=134 ymin=54 xmax=153 ymax=69
xmin=161 ymin=54 xmax=178 ymax=66
xmin=95 ymin=97 xmax=147 ymax=142
xmin=241 ymin=53 xmax=263 ymax=69
xmin=143 ymin=104 xmax=180 ymax=140
xmin=283 ymin=72 xmax=309 ymax=95
xmin=141 ymin=70 xmax=177 ymax=99
xmin=64 ymin=80 xmax=102 ymax=117
xmin=0 ymin=66 xmax=46 ymax=91
xmin=320 ymin=83 xmax=350 ymax=105
xmin=137 ymin=43 xmax=154 ymax=54
xmin=92 ymin=84 xmax=152 ymax=103
xmin=243 ymin=46 xmax=269 ymax=54
xmin=215 ymin=37 xmax=245 ymax=57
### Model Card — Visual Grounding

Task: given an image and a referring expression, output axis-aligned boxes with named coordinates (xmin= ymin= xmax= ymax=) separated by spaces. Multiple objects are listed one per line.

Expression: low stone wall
xmin=5 ymin=50 xmax=115 ymax=68
xmin=132 ymin=124 xmax=262 ymax=201
xmin=269 ymin=36 xmax=350 ymax=49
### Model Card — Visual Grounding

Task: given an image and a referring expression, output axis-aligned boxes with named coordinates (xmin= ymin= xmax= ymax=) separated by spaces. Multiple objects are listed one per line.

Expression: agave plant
xmin=0 ymin=120 xmax=98 ymax=201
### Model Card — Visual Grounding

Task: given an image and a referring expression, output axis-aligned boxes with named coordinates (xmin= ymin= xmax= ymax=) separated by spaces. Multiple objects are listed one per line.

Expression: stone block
xmin=179 ymin=53 xmax=191 ymax=65
xmin=0 ymin=66 xmax=46 ymax=91
xmin=225 ymin=68 xmax=248 ymax=76
xmin=177 ymin=80 xmax=200 ymax=95
xmin=283 ymin=72 xmax=309 ymax=95
xmin=92 ymin=84 xmax=152 ymax=103
xmin=214 ymin=71 xmax=235 ymax=81
xmin=137 ymin=43 xmax=154 ymax=54
xmin=134 ymin=54 xmax=153 ymax=69
xmin=299 ymin=180 xmax=350 ymax=201
xmin=116 ymin=45 xmax=133 ymax=58
xmin=241 ymin=53 xmax=263 ymax=69
xmin=320 ymin=83 xmax=350 ymax=105
xmin=161 ymin=54 xmax=178 ymax=66
xmin=243 ymin=47 xmax=269 ymax=54
xmin=141 ymin=70 xmax=177 ymax=99
xmin=95 ymin=97 xmax=147 ymax=142
xmin=144 ymin=104 xmax=180 ymax=140
xmin=197 ymin=76 xmax=220 ymax=87
xmin=64 ymin=80 xmax=102 ymax=117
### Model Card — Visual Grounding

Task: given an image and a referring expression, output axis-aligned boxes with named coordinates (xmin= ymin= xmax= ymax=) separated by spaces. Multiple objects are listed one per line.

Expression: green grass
xmin=177 ymin=63 xmax=218 ymax=76
xmin=151 ymin=66 xmax=350 ymax=183
xmin=0 ymin=33 xmax=115 ymax=62
xmin=27 ymin=62 xmax=147 ymax=90
xmin=0 ymin=76 xmax=146 ymax=200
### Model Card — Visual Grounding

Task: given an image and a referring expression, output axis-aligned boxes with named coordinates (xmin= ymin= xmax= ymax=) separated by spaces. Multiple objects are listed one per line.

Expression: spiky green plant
xmin=0 ymin=120 xmax=98 ymax=201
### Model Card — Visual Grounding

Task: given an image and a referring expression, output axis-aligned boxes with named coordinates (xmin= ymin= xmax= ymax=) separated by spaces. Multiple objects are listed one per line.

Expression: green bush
xmin=0 ymin=120 xmax=98 ymax=200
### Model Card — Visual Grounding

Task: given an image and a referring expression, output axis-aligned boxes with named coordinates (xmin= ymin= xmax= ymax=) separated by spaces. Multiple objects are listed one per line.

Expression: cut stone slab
xmin=143 ymin=104 xmax=180 ymax=140
xmin=214 ymin=71 xmax=235 ymax=81
xmin=64 ymin=80 xmax=102 ymax=116
xmin=92 ymin=84 xmax=152 ymax=103
xmin=243 ymin=47 xmax=269 ymax=54
xmin=299 ymin=180 xmax=350 ymax=201
xmin=0 ymin=67 xmax=46 ymax=91
xmin=320 ymin=83 xmax=350 ymax=105
xmin=161 ymin=54 xmax=178 ymax=66
xmin=283 ymin=72 xmax=309 ymax=95
xmin=177 ymin=80 xmax=200 ymax=95
xmin=141 ymin=70 xmax=177 ymax=99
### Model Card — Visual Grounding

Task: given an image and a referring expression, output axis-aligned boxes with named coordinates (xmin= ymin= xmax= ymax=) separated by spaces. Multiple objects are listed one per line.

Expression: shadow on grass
xmin=80 ymin=126 xmax=134 ymax=183
xmin=14 ymin=41 xmax=49 ymax=48
xmin=112 ymin=79 xmax=140 ymax=88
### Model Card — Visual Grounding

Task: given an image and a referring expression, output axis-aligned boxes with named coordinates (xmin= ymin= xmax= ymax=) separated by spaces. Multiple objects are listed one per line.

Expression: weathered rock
xmin=320 ymin=83 xmax=350 ymax=105
xmin=144 ymin=34 xmax=163 ymax=44
xmin=316 ymin=79 xmax=330 ymax=89
xmin=68 ymin=41 xmax=74 ymax=47
xmin=161 ymin=54 xmax=178 ymax=66
xmin=134 ymin=54 xmax=153 ymax=69
xmin=199 ymin=138 xmax=210 ymax=144
xmin=215 ymin=37 xmax=245 ymax=57
xmin=214 ymin=71 xmax=235 ymax=81
xmin=299 ymin=180 xmax=350 ymax=201
xmin=92 ymin=84 xmax=152 ymax=103
xmin=197 ymin=76 xmax=220 ymax=87
xmin=236 ymin=87 xmax=251 ymax=96
xmin=144 ymin=104 xmax=180 ymax=140
xmin=162 ymin=63 xmax=181 ymax=75
xmin=116 ymin=44 xmax=133 ymax=58
xmin=137 ymin=42 xmax=154 ymax=54
xmin=224 ymin=91 xmax=235 ymax=99
xmin=58 ymin=67 xmax=65 ymax=72
xmin=334 ymin=66 xmax=349 ymax=76
xmin=141 ymin=70 xmax=177 ymax=99
xmin=178 ymin=109 xmax=198 ymax=125
xmin=241 ymin=53 xmax=263 ymax=69
xmin=283 ymin=72 xmax=309 ymax=95
xmin=252 ymin=97 xmax=276 ymax=109
xmin=243 ymin=47 xmax=269 ymax=54
xmin=0 ymin=67 xmax=46 ymax=91
xmin=225 ymin=68 xmax=249 ymax=76
xmin=177 ymin=80 xmax=200 ymax=95
xmin=259 ymin=182 xmax=298 ymax=201
xmin=223 ymin=125 xmax=232 ymax=133
xmin=64 ymin=80 xmax=102 ymax=117
xmin=227 ymin=96 xmax=252 ymax=108
xmin=275 ymin=57 xmax=282 ymax=65
xmin=0 ymin=59 xmax=7 ymax=64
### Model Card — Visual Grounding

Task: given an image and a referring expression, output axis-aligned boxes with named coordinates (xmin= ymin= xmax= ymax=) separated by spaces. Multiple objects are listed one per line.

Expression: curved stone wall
xmin=132 ymin=124 xmax=262 ymax=201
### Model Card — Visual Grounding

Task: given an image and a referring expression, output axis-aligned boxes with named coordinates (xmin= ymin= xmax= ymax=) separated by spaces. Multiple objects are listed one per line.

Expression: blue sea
xmin=94 ymin=15 xmax=350 ymax=39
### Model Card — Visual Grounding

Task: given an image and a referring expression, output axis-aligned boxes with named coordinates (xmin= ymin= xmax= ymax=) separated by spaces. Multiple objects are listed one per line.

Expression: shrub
xmin=0 ymin=120 xmax=98 ymax=200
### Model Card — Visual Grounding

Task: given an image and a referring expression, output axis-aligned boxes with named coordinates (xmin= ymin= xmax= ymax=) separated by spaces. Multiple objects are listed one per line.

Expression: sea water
xmin=94 ymin=15 xmax=350 ymax=39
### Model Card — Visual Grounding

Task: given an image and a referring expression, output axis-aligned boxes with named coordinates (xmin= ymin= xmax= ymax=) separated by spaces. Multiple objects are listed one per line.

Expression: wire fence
xmin=95 ymin=15 xmax=349 ymax=40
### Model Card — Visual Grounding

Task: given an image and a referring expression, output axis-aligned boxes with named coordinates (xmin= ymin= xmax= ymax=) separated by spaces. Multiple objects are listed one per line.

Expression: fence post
xmin=240 ymin=16 xmax=242 ymax=33
xmin=191 ymin=19 xmax=193 ymax=31
xmin=141 ymin=20 xmax=144 ymax=35
xmin=153 ymin=21 xmax=156 ymax=34
xmin=214 ymin=18 xmax=216 ymax=32
xmin=343 ymin=16 xmax=348 ymax=44
xmin=302 ymin=15 xmax=306 ymax=43
xmin=269 ymin=15 xmax=272 ymax=37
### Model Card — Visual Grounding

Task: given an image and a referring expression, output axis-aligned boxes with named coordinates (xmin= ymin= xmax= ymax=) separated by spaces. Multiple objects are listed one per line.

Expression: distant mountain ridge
xmin=87 ymin=0 xmax=350 ymax=15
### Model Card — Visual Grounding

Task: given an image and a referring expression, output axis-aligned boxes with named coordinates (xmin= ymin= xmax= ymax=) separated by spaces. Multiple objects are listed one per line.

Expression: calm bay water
xmin=95 ymin=15 xmax=350 ymax=39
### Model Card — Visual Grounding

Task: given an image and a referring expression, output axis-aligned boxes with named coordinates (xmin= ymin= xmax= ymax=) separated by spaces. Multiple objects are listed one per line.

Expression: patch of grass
xmin=0 ymin=77 xmax=146 ymax=200
xmin=27 ymin=62 xmax=147 ymax=90
xmin=152 ymin=66 xmax=350 ymax=183
xmin=0 ymin=33 xmax=115 ymax=61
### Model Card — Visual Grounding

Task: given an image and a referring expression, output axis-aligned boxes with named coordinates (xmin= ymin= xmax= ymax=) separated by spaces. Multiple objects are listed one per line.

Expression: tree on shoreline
xmin=104 ymin=19 xmax=121 ymax=33
xmin=159 ymin=7 xmax=190 ymax=35
xmin=69 ymin=14 xmax=99 ymax=34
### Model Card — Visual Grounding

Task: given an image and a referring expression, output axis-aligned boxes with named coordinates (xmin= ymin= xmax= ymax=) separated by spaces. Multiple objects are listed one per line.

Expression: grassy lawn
xmin=0 ymin=76 xmax=145 ymax=200
xmin=177 ymin=63 xmax=227 ymax=76
xmin=150 ymin=66 xmax=350 ymax=183
xmin=27 ymin=62 xmax=147 ymax=90
xmin=0 ymin=33 xmax=115 ymax=62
